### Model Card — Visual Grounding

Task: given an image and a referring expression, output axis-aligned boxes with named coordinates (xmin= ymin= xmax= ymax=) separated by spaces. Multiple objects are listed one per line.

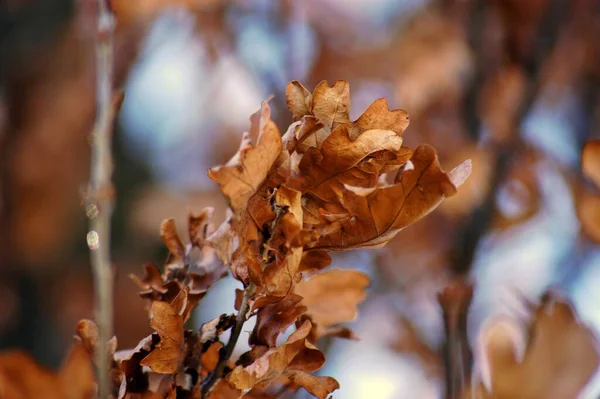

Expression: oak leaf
xmin=578 ymin=191 xmax=600 ymax=242
xmin=250 ymin=293 xmax=307 ymax=348
xmin=582 ymin=140 xmax=600 ymax=188
xmin=473 ymin=295 xmax=600 ymax=398
xmin=209 ymin=102 xmax=282 ymax=213
xmin=306 ymin=145 xmax=471 ymax=250
xmin=227 ymin=320 xmax=337 ymax=398
xmin=140 ymin=301 xmax=185 ymax=374
xmin=295 ymin=269 xmax=369 ymax=340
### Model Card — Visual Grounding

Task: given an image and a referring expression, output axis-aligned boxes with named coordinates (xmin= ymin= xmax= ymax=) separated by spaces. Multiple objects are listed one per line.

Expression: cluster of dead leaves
xmin=0 ymin=80 xmax=469 ymax=398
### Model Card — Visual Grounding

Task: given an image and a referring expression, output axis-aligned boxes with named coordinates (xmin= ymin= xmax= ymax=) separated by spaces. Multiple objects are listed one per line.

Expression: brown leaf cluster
xmin=202 ymin=79 xmax=469 ymax=397
xmin=0 ymin=80 xmax=469 ymax=399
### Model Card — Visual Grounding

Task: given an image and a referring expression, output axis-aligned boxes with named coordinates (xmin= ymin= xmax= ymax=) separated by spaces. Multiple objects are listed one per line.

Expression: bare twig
xmin=438 ymin=282 xmax=474 ymax=399
xmin=201 ymin=204 xmax=284 ymax=397
xmin=88 ymin=1 xmax=116 ymax=397
xmin=201 ymin=283 xmax=255 ymax=398
xmin=450 ymin=0 xmax=570 ymax=275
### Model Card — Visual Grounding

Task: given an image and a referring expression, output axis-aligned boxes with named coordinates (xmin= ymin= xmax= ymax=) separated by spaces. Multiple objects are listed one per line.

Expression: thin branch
xmin=89 ymin=1 xmax=116 ymax=398
xmin=201 ymin=204 xmax=283 ymax=397
xmin=438 ymin=282 xmax=474 ymax=399
xmin=450 ymin=0 xmax=571 ymax=275
xmin=201 ymin=283 xmax=255 ymax=398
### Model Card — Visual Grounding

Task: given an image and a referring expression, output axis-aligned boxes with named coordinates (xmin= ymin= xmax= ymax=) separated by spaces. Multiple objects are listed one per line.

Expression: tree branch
xmin=450 ymin=0 xmax=571 ymax=275
xmin=88 ymin=1 xmax=116 ymax=397
xmin=201 ymin=283 xmax=255 ymax=398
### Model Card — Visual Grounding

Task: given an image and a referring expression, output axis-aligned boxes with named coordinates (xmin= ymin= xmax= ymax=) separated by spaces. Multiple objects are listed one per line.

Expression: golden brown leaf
xmin=0 ymin=351 xmax=65 ymax=399
xmin=474 ymin=295 xmax=600 ymax=398
xmin=209 ymin=102 xmax=283 ymax=212
xmin=140 ymin=301 xmax=185 ymax=374
xmin=0 ymin=344 xmax=95 ymax=399
xmin=288 ymin=124 xmax=408 ymax=203
xmin=59 ymin=345 xmax=96 ymax=399
xmin=286 ymin=81 xmax=312 ymax=121
xmin=295 ymin=269 xmax=369 ymax=340
xmin=309 ymin=81 xmax=351 ymax=133
xmin=578 ymin=191 xmax=600 ymax=242
xmin=227 ymin=320 xmax=336 ymax=396
xmin=306 ymin=145 xmax=470 ymax=250
xmin=161 ymin=218 xmax=186 ymax=266
xmin=250 ymin=293 xmax=307 ymax=348
xmin=582 ymin=140 xmax=600 ymax=189
xmin=287 ymin=372 xmax=340 ymax=399
xmin=189 ymin=208 xmax=214 ymax=249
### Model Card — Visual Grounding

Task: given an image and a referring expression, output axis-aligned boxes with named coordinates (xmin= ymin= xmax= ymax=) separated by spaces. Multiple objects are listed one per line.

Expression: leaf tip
xmin=449 ymin=159 xmax=472 ymax=188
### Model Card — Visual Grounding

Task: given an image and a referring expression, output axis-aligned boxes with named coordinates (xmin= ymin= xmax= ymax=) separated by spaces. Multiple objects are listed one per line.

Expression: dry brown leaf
xmin=59 ymin=345 xmax=97 ymax=399
xmin=286 ymin=81 xmax=312 ymax=121
xmin=286 ymin=372 xmax=340 ymax=399
xmin=250 ymin=293 xmax=307 ymax=348
xmin=76 ymin=319 xmax=100 ymax=354
xmin=287 ymin=80 xmax=409 ymax=140
xmin=261 ymin=186 xmax=304 ymax=296
xmin=578 ymin=191 xmax=600 ymax=242
xmin=199 ymin=314 xmax=235 ymax=344
xmin=140 ymin=301 xmax=185 ymax=374
xmin=582 ymin=140 xmax=600 ymax=189
xmin=474 ymin=295 xmax=600 ymax=398
xmin=189 ymin=208 xmax=214 ymax=249
xmin=306 ymin=145 xmax=470 ymax=250
xmin=161 ymin=218 xmax=186 ymax=267
xmin=295 ymin=269 xmax=369 ymax=340
xmin=228 ymin=320 xmax=336 ymax=396
xmin=0 ymin=344 xmax=95 ymax=399
xmin=209 ymin=102 xmax=282 ymax=212
xmin=288 ymin=124 xmax=409 ymax=203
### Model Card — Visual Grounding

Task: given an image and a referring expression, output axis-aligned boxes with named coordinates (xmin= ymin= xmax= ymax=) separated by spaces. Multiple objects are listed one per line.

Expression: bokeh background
xmin=1 ymin=0 xmax=599 ymax=398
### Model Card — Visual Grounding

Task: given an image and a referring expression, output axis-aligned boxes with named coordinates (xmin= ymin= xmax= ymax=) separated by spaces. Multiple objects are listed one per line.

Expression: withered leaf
xmin=578 ymin=191 xmax=600 ymax=243
xmin=288 ymin=124 xmax=408 ymax=203
xmin=130 ymin=264 xmax=168 ymax=295
xmin=287 ymin=372 xmax=340 ymax=399
xmin=582 ymin=140 xmax=600 ymax=189
xmin=227 ymin=320 xmax=336 ymax=397
xmin=199 ymin=314 xmax=235 ymax=344
xmin=189 ymin=208 xmax=214 ymax=249
xmin=250 ymin=293 xmax=307 ymax=348
xmin=209 ymin=102 xmax=282 ymax=212
xmin=295 ymin=269 xmax=369 ymax=340
xmin=286 ymin=81 xmax=312 ymax=121
xmin=286 ymin=80 xmax=409 ymax=140
xmin=141 ymin=301 xmax=185 ymax=374
xmin=161 ymin=218 xmax=186 ymax=266
xmin=307 ymin=145 xmax=471 ymax=250
xmin=310 ymin=80 xmax=351 ymax=132
xmin=474 ymin=295 xmax=600 ymax=398
xmin=299 ymin=250 xmax=332 ymax=274
xmin=75 ymin=319 xmax=99 ymax=354
xmin=0 ymin=344 xmax=95 ymax=399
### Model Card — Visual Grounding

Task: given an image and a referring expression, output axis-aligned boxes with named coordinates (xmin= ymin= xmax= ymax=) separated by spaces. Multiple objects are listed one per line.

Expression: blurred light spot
xmin=522 ymin=90 xmax=579 ymax=166
xmin=87 ymin=231 xmax=99 ymax=250
xmin=85 ymin=203 xmax=98 ymax=219
xmin=496 ymin=179 xmax=530 ymax=219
